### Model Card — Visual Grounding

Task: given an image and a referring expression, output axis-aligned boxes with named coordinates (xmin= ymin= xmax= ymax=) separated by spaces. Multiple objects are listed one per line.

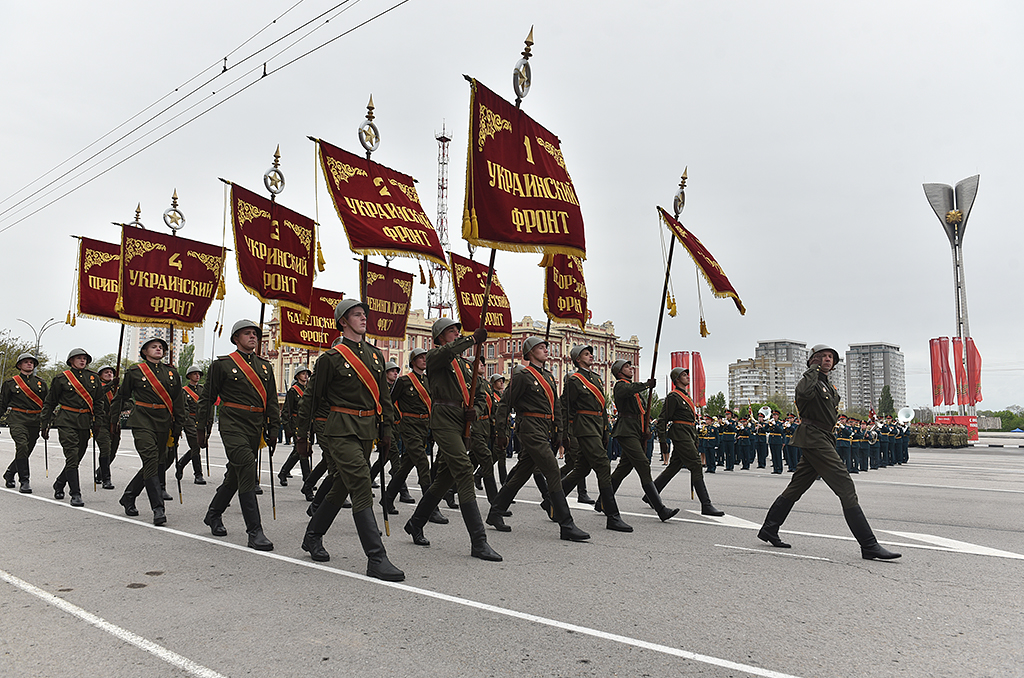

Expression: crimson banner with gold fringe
xmin=77 ymin=237 xmax=122 ymax=322
xmin=279 ymin=287 xmax=344 ymax=350
xmin=116 ymin=226 xmax=225 ymax=329
xmin=541 ymin=253 xmax=587 ymax=330
xmin=450 ymin=252 xmax=512 ymax=336
xmin=230 ymin=182 xmax=316 ymax=313
xmin=657 ymin=207 xmax=746 ymax=315
xmin=360 ymin=260 xmax=414 ymax=340
xmin=316 ymin=138 xmax=448 ymax=268
xmin=462 ymin=79 xmax=586 ymax=259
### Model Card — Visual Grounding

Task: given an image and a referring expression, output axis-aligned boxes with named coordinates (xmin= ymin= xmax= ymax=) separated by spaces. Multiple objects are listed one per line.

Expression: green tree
xmin=878 ymin=385 xmax=895 ymax=417
xmin=705 ymin=391 xmax=727 ymax=417
xmin=177 ymin=344 xmax=196 ymax=376
xmin=648 ymin=391 xmax=664 ymax=420
xmin=0 ymin=329 xmax=42 ymax=381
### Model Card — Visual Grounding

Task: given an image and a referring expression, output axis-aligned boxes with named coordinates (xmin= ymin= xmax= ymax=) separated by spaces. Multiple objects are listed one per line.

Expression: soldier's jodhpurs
xmin=322 ymin=435 xmax=375 ymax=513
xmin=57 ymin=428 xmax=90 ymax=476
xmin=609 ymin=434 xmax=655 ymax=487
xmin=561 ymin=435 xmax=613 ymax=490
xmin=132 ymin=427 xmax=171 ymax=480
xmin=426 ymin=427 xmax=479 ymax=507
xmin=219 ymin=429 xmax=261 ymax=495
xmin=652 ymin=438 xmax=703 ymax=492
xmin=779 ymin=439 xmax=859 ymax=509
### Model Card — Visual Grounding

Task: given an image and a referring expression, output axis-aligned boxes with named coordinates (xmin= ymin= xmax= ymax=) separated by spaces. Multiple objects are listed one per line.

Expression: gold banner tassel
xmin=316 ymin=239 xmax=326 ymax=272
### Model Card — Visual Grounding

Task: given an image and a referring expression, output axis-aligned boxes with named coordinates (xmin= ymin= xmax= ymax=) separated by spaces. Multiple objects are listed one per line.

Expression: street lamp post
xmin=17 ymin=317 xmax=62 ymax=372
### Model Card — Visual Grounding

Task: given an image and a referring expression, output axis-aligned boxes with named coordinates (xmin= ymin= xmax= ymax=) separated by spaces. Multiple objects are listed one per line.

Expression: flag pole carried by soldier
xmin=2 ymin=353 xmax=47 ymax=495
xmin=41 ymin=348 xmax=109 ymax=507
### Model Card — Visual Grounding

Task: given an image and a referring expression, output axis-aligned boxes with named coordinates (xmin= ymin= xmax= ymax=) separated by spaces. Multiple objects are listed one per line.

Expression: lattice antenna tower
xmin=428 ymin=123 xmax=455 ymax=318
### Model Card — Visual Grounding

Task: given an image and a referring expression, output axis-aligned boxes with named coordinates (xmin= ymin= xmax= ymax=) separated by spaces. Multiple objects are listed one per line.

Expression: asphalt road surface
xmin=1 ymin=433 xmax=1022 ymax=677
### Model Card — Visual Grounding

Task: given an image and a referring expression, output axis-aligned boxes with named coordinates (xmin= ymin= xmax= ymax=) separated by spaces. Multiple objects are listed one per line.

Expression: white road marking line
xmin=851 ymin=479 xmax=1024 ymax=495
xmin=715 ymin=544 xmax=832 ymax=561
xmin=2 ymin=490 xmax=802 ymax=678
xmin=0 ymin=567 xmax=227 ymax=678
xmin=879 ymin=531 xmax=1024 ymax=560
xmin=689 ymin=510 xmax=762 ymax=529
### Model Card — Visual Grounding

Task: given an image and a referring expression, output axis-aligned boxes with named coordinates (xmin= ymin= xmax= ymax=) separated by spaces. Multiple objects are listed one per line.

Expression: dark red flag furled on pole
xmin=952 ymin=337 xmax=969 ymax=406
xmin=658 ymin=207 xmax=745 ymax=315
xmin=229 ymin=182 xmax=316 ymax=313
xmin=691 ymin=352 xmax=706 ymax=407
xmin=359 ymin=260 xmax=414 ymax=341
xmin=278 ymin=287 xmax=344 ymax=351
xmin=116 ymin=226 xmax=225 ymax=329
xmin=77 ymin=237 xmax=121 ymax=322
xmin=966 ymin=337 xmax=983 ymax=404
xmin=463 ymin=79 xmax=587 ymax=259
xmin=929 ymin=338 xmax=945 ymax=407
xmin=938 ymin=337 xmax=954 ymax=406
xmin=450 ymin=252 xmax=512 ymax=336
xmin=541 ymin=253 xmax=587 ymax=330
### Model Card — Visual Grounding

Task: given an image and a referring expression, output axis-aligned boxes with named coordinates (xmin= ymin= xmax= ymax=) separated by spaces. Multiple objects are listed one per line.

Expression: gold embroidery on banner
xmin=535 ymin=137 xmax=566 ymax=172
xmin=285 ymin=220 xmax=312 ymax=253
xmin=325 ymin=156 xmax=368 ymax=186
xmin=320 ymin=296 xmax=343 ymax=309
xmin=84 ymin=249 xmax=119 ymax=272
xmin=478 ymin=104 xmax=512 ymax=151
xmin=187 ymin=250 xmax=223 ymax=275
xmin=366 ymin=271 xmax=385 ymax=287
xmin=237 ymin=200 xmax=271 ymax=227
xmin=388 ymin=178 xmax=420 ymax=203
xmin=124 ymin=238 xmax=166 ymax=264
xmin=395 ymin=279 xmax=412 ymax=297
xmin=453 ymin=262 xmax=472 ymax=284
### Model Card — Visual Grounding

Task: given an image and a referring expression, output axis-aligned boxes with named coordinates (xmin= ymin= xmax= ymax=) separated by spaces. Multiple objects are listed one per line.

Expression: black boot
xmin=692 ymin=476 xmax=724 ymax=516
xmin=482 ymin=476 xmax=512 ymax=517
xmin=461 ymin=500 xmax=502 ymax=561
xmin=278 ymin=450 xmax=299 ymax=486
xmin=844 ymin=505 xmax=902 ymax=560
xmin=354 ymin=507 xmax=404 ymax=581
xmin=99 ymin=456 xmax=114 ymax=489
xmin=424 ymin=483 xmax=448 ymax=524
xmin=67 ymin=469 xmax=84 ymax=507
xmin=53 ymin=473 xmax=66 ymax=500
xmin=486 ymin=480 xmax=516 ymax=532
xmin=641 ymin=482 xmax=678 ymax=522
xmin=204 ymin=483 xmax=234 ymax=536
xmin=576 ymin=477 xmax=595 ymax=505
xmin=593 ymin=477 xmax=621 ymax=513
xmin=239 ymin=491 xmax=273 ymax=551
xmin=549 ymin=490 xmax=589 ymax=541
xmin=398 ymin=483 xmax=416 ymax=504
xmin=380 ymin=478 xmax=401 ymax=515
xmin=144 ymin=475 xmax=166 ymax=526
xmin=758 ymin=496 xmax=794 ymax=548
xmin=474 ymin=468 xmax=483 ymax=491
xmin=302 ymin=499 xmax=343 ymax=562
xmin=307 ymin=476 xmax=334 ymax=517
xmin=599 ymin=486 xmax=633 ymax=532
xmin=191 ymin=449 xmax=205 ymax=483
xmin=4 ymin=463 xmax=16 ymax=488
xmin=159 ymin=466 xmax=172 ymax=501
xmin=443 ymin=487 xmax=459 ymax=509
xmin=404 ymin=491 xmax=441 ymax=546
xmin=174 ymin=455 xmax=186 ymax=481
xmin=16 ymin=458 xmax=32 ymax=494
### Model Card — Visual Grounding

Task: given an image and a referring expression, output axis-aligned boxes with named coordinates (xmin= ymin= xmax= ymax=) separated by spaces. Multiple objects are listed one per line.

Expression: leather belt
xmin=135 ymin=401 xmax=167 ymax=410
xmin=330 ymin=406 xmax=376 ymax=417
xmin=520 ymin=412 xmax=554 ymax=421
xmin=399 ymin=412 xmax=430 ymax=419
xmin=222 ymin=401 xmax=264 ymax=413
xmin=11 ymin=407 xmax=42 ymax=414
xmin=433 ymin=400 xmax=466 ymax=409
xmin=61 ymin=406 xmax=90 ymax=414
xmin=671 ymin=420 xmax=695 ymax=426
xmin=315 ymin=417 xmax=328 ymax=422
xmin=577 ymin=409 xmax=603 ymax=417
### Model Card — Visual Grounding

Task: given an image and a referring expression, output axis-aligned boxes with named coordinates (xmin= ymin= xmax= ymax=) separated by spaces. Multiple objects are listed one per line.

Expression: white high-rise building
xmin=844 ymin=342 xmax=906 ymax=412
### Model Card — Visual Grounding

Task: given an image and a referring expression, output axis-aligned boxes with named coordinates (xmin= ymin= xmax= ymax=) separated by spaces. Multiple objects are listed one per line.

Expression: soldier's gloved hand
xmin=41 ymin=428 xmax=49 ymax=440
xmin=378 ymin=436 xmax=391 ymax=459
xmin=294 ymin=436 xmax=310 ymax=458
xmin=473 ymin=326 xmax=488 ymax=345
xmin=463 ymin=407 xmax=477 ymax=424
xmin=646 ymin=377 xmax=657 ymax=389
xmin=602 ymin=431 xmax=610 ymax=448
xmin=264 ymin=424 xmax=278 ymax=445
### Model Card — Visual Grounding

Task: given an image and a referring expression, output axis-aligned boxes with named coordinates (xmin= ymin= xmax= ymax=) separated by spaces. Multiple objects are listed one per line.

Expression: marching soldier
xmin=113 ymin=337 xmax=186 ymax=526
xmin=486 ymin=336 xmax=590 ymax=542
xmin=174 ymin=365 xmax=207 ymax=485
xmin=557 ymin=356 xmax=595 ymax=504
xmin=651 ymin=366 xmax=724 ymax=516
xmin=41 ymin=348 xmax=108 ymax=507
xmin=468 ymin=359 xmax=501 ymax=505
xmin=198 ymin=320 xmax=278 ymax=551
xmin=2 ymin=353 xmax=47 ymax=494
xmin=489 ymin=373 xmax=509 ymax=485
xmin=559 ymin=344 xmax=632 ymax=532
xmin=277 ymin=367 xmax=312 ymax=492
xmin=93 ymin=366 xmax=120 ymax=489
xmin=296 ymin=300 xmax=405 ymax=579
xmin=403 ymin=317 xmax=502 ymax=560
xmin=757 ymin=344 xmax=900 ymax=560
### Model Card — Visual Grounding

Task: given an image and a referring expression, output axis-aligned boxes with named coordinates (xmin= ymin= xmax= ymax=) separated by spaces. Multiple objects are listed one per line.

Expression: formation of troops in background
xmin=3 ymin=312 xmax=943 ymax=574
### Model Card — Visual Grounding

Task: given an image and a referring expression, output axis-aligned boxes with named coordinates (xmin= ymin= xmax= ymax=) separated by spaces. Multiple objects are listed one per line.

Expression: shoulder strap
xmin=524 ymin=365 xmax=555 ymax=414
xmin=62 ymin=371 xmax=95 ymax=413
xmin=138 ymin=363 xmax=175 ymax=413
xmin=229 ymin=352 xmax=268 ymax=408
xmin=333 ymin=344 xmax=382 ymax=415
xmin=12 ymin=375 xmax=44 ymax=409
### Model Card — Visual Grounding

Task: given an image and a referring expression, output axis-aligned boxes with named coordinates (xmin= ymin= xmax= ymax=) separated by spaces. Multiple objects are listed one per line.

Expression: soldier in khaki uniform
xmin=381 ymin=348 xmax=438 ymax=517
xmin=198 ymin=320 xmax=279 ymax=551
xmin=276 ymin=367 xmax=311 ymax=492
xmin=174 ymin=365 xmax=208 ymax=485
xmin=486 ymin=336 xmax=590 ymax=542
xmin=296 ymin=300 xmax=404 ymax=580
xmin=41 ymin=348 xmax=109 ymax=507
xmin=113 ymin=337 xmax=186 ymax=525
xmin=93 ymin=366 xmax=120 ymax=489
xmin=2 ymin=353 xmax=47 ymax=494
xmin=757 ymin=345 xmax=900 ymax=560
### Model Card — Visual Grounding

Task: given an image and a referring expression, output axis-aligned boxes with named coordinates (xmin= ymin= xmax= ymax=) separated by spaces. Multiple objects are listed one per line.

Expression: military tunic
xmin=469 ymin=379 xmax=496 ymax=478
xmin=609 ymin=378 xmax=656 ymax=488
xmin=2 ymin=373 xmax=47 ymax=466
xmin=175 ymin=381 xmax=205 ymax=477
xmin=112 ymin=361 xmax=186 ymax=481
xmin=95 ymin=380 xmax=121 ymax=463
xmin=386 ymin=370 xmax=433 ymax=492
xmin=767 ymin=419 xmax=785 ymax=473
xmin=41 ymin=366 xmax=109 ymax=484
xmin=560 ymin=368 xmax=613 ymax=489
xmin=718 ymin=418 xmax=737 ymax=470
xmin=653 ymin=388 xmax=703 ymax=491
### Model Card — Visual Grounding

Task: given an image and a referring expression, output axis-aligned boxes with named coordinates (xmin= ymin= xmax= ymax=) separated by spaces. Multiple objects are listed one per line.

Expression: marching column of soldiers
xmin=4 ymin=300 xmax=926 ymax=570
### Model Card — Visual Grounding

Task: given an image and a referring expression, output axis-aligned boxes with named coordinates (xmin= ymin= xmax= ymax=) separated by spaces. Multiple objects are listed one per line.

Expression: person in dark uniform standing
xmin=757 ymin=344 xmax=901 ymax=560
xmin=174 ymin=365 xmax=207 ymax=485
xmin=2 ymin=353 xmax=47 ymax=494
xmin=198 ymin=320 xmax=278 ymax=551
xmin=767 ymin=410 xmax=785 ymax=474
xmin=703 ymin=415 xmax=718 ymax=474
xmin=651 ymin=367 xmax=724 ymax=516
xmin=296 ymin=299 xmax=405 ymax=579
xmin=754 ymin=412 xmax=769 ymax=469
xmin=485 ymin=336 xmax=589 ymax=542
xmin=559 ymin=344 xmax=631 ymax=532
xmin=41 ymin=348 xmax=108 ymax=507
xmin=403 ymin=318 xmax=501 ymax=561
xmin=489 ymin=373 xmax=509 ymax=484
xmin=719 ymin=411 xmax=737 ymax=471
xmin=113 ymin=337 xmax=186 ymax=526
xmin=736 ymin=416 xmax=751 ymax=470
xmin=276 ymin=367 xmax=312 ymax=491
xmin=835 ymin=415 xmax=853 ymax=473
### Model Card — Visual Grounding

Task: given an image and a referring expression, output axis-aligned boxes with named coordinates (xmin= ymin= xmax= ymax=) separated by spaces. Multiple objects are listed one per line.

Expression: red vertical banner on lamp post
xmin=952 ymin=337 xmax=969 ymax=406
xmin=966 ymin=337 xmax=983 ymax=405
xmin=938 ymin=337 xmax=955 ymax=406
xmin=692 ymin=352 xmax=706 ymax=407
xmin=670 ymin=352 xmax=683 ymax=369
xmin=929 ymin=338 xmax=944 ymax=407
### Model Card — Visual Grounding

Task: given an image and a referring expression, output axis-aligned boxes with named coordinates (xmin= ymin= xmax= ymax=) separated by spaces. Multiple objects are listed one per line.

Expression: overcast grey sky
xmin=3 ymin=1 xmax=1021 ymax=408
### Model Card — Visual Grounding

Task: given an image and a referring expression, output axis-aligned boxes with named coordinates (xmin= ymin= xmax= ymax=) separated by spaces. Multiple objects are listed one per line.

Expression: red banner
xmin=966 ymin=337 xmax=983 ymax=404
xmin=935 ymin=415 xmax=979 ymax=441
xmin=658 ymin=207 xmax=746 ymax=315
xmin=952 ymin=337 xmax=969 ymax=406
xmin=462 ymin=79 xmax=586 ymax=259
xmin=938 ymin=337 xmax=954 ymax=406
xmin=692 ymin=352 xmax=706 ymax=407
xmin=230 ymin=183 xmax=316 ymax=312
xmin=542 ymin=254 xmax=587 ymax=330
xmin=360 ymin=260 xmax=414 ymax=340
xmin=278 ymin=287 xmax=344 ymax=351
xmin=929 ymin=338 xmax=945 ymax=407
xmin=117 ymin=226 xmax=225 ymax=329
xmin=316 ymin=138 xmax=448 ymax=267
xmin=77 ymin=237 xmax=121 ymax=322
xmin=450 ymin=252 xmax=512 ymax=336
